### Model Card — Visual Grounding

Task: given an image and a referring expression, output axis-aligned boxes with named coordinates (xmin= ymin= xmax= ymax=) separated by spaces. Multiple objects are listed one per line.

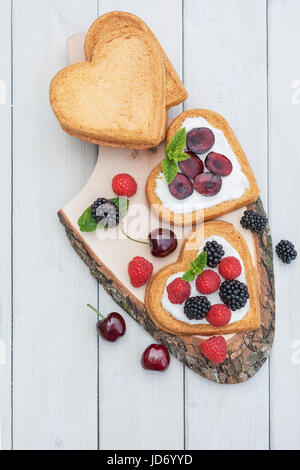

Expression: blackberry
xmin=91 ymin=198 xmax=120 ymax=228
xmin=276 ymin=240 xmax=297 ymax=264
xmin=203 ymin=240 xmax=225 ymax=268
xmin=219 ymin=280 xmax=249 ymax=311
xmin=240 ymin=210 xmax=267 ymax=233
xmin=184 ymin=296 xmax=211 ymax=320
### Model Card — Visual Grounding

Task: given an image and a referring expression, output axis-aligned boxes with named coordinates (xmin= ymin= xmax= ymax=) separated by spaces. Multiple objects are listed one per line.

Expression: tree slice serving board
xmin=57 ymin=33 xmax=275 ymax=384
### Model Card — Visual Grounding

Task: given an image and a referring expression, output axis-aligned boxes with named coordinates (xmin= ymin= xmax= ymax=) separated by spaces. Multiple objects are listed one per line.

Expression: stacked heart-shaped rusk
xmin=50 ymin=11 xmax=187 ymax=149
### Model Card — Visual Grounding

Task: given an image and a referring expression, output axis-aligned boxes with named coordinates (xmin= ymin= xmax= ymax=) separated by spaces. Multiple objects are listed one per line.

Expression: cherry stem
xmin=87 ymin=304 xmax=105 ymax=320
xmin=120 ymin=221 xmax=148 ymax=246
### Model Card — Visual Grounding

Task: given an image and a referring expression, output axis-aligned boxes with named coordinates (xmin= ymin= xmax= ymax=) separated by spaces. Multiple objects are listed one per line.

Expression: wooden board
xmin=58 ymin=29 xmax=275 ymax=384
xmin=59 ymin=198 xmax=274 ymax=384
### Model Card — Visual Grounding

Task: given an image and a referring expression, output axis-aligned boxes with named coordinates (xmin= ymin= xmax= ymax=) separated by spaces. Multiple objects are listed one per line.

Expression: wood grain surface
xmin=0 ymin=0 xmax=299 ymax=451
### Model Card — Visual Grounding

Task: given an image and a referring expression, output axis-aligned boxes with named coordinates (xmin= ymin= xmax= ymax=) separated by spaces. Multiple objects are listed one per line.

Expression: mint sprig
xmin=162 ymin=127 xmax=190 ymax=184
xmin=182 ymin=251 xmax=207 ymax=282
xmin=78 ymin=197 xmax=129 ymax=232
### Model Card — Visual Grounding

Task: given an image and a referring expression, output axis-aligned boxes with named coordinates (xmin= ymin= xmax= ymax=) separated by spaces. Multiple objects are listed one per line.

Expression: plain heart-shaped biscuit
xmin=50 ymin=27 xmax=167 ymax=149
xmin=84 ymin=11 xmax=188 ymax=110
xmin=145 ymin=221 xmax=260 ymax=336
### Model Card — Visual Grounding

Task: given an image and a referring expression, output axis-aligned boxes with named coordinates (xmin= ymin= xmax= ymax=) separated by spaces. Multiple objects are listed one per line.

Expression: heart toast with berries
xmin=146 ymin=109 xmax=259 ymax=225
xmin=145 ymin=220 xmax=260 ymax=336
xmin=84 ymin=11 xmax=187 ymax=110
xmin=50 ymin=27 xmax=167 ymax=149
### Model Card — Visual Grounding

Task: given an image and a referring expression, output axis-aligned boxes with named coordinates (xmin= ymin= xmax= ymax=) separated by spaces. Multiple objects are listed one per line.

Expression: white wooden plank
xmin=97 ymin=0 xmax=184 ymax=450
xmin=268 ymin=0 xmax=300 ymax=450
xmin=0 ymin=0 xmax=12 ymax=451
xmin=13 ymin=0 xmax=98 ymax=450
xmin=184 ymin=0 xmax=269 ymax=450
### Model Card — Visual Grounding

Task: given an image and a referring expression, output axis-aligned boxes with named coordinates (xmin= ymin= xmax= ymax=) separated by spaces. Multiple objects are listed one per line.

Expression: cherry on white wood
xmin=96 ymin=0 xmax=184 ymax=450
xmin=183 ymin=0 xmax=269 ymax=450
xmin=269 ymin=0 xmax=300 ymax=450
xmin=0 ymin=0 xmax=12 ymax=451
xmin=12 ymin=0 xmax=99 ymax=450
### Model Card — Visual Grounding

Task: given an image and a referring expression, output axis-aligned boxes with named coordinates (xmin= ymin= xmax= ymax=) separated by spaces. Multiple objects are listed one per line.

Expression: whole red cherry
xmin=141 ymin=344 xmax=170 ymax=371
xmin=87 ymin=304 xmax=126 ymax=342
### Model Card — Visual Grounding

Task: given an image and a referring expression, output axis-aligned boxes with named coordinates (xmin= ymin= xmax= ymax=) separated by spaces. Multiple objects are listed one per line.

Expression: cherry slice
xmin=168 ymin=173 xmax=193 ymax=200
xmin=186 ymin=127 xmax=215 ymax=154
xmin=178 ymin=150 xmax=204 ymax=179
xmin=194 ymin=172 xmax=222 ymax=197
xmin=205 ymin=152 xmax=233 ymax=176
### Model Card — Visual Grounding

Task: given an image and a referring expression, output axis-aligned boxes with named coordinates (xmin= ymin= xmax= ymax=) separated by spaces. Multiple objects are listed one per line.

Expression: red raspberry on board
xmin=206 ymin=304 xmax=231 ymax=327
xmin=218 ymin=256 xmax=242 ymax=280
xmin=128 ymin=256 xmax=153 ymax=288
xmin=112 ymin=173 xmax=137 ymax=197
xmin=167 ymin=278 xmax=191 ymax=304
xmin=195 ymin=269 xmax=221 ymax=295
xmin=200 ymin=336 xmax=227 ymax=364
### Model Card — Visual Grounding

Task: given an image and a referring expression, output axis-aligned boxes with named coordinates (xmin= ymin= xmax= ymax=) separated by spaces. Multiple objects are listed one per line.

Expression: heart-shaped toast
xmin=145 ymin=221 xmax=260 ymax=336
xmin=146 ymin=109 xmax=260 ymax=225
xmin=84 ymin=11 xmax=187 ymax=110
xmin=50 ymin=27 xmax=167 ymax=149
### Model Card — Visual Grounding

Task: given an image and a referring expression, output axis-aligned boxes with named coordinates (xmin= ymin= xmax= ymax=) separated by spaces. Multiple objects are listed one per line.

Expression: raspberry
xmin=128 ymin=256 xmax=153 ymax=288
xmin=167 ymin=278 xmax=191 ymax=304
xmin=200 ymin=336 xmax=227 ymax=364
xmin=218 ymin=256 xmax=242 ymax=280
xmin=112 ymin=173 xmax=137 ymax=197
xmin=206 ymin=304 xmax=231 ymax=327
xmin=195 ymin=269 xmax=221 ymax=295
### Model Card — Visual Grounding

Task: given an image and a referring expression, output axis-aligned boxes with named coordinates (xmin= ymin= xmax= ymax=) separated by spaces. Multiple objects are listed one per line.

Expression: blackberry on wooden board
xmin=91 ymin=198 xmax=120 ymax=228
xmin=240 ymin=210 xmax=267 ymax=233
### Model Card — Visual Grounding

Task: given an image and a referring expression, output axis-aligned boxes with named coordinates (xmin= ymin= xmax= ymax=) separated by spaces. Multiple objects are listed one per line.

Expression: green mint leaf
xmin=110 ymin=197 xmax=129 ymax=219
xmin=165 ymin=127 xmax=187 ymax=159
xmin=172 ymin=151 xmax=191 ymax=162
xmin=78 ymin=206 xmax=97 ymax=232
xmin=78 ymin=197 xmax=129 ymax=232
xmin=181 ymin=269 xmax=195 ymax=282
xmin=162 ymin=158 xmax=178 ymax=184
xmin=192 ymin=252 xmax=207 ymax=274
xmin=181 ymin=251 xmax=208 ymax=281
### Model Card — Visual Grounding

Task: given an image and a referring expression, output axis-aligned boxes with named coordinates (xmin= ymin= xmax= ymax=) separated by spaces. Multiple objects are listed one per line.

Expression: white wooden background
xmin=0 ymin=0 xmax=299 ymax=450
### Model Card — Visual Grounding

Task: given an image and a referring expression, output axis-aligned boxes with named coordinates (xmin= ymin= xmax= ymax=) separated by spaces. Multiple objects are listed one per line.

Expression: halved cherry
xmin=168 ymin=173 xmax=193 ymax=200
xmin=205 ymin=152 xmax=233 ymax=176
xmin=186 ymin=127 xmax=215 ymax=154
xmin=178 ymin=151 xmax=204 ymax=179
xmin=194 ymin=172 xmax=222 ymax=196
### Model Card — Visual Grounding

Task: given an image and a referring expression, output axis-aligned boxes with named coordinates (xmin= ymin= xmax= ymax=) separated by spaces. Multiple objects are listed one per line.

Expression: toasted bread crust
xmin=145 ymin=221 xmax=261 ymax=336
xmin=60 ymin=110 xmax=168 ymax=150
xmin=84 ymin=11 xmax=187 ymax=109
xmin=50 ymin=27 xmax=166 ymax=149
xmin=146 ymin=109 xmax=260 ymax=225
